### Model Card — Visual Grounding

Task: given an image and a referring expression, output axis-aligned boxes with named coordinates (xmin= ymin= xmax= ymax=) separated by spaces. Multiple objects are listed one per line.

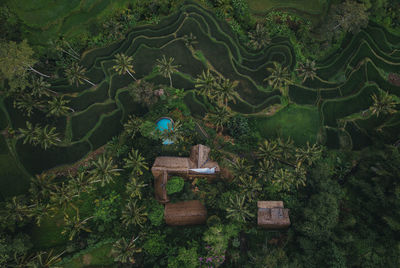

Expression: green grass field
xmin=6 ymin=0 xmax=130 ymax=45
xmin=251 ymin=105 xmax=321 ymax=145
xmin=62 ymin=243 xmax=114 ymax=268
xmin=248 ymin=0 xmax=327 ymax=14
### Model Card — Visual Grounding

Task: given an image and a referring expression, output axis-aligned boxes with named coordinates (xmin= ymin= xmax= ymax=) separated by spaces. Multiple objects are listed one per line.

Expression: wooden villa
xmin=257 ymin=201 xmax=290 ymax=229
xmin=152 ymin=144 xmax=220 ymax=203
xmin=164 ymin=200 xmax=207 ymax=226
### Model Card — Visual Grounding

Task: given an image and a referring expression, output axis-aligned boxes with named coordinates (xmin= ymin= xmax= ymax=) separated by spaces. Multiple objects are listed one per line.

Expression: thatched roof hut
xmin=154 ymin=170 xmax=169 ymax=203
xmin=257 ymin=201 xmax=290 ymax=229
xmin=152 ymin=156 xmax=194 ymax=177
xmin=164 ymin=200 xmax=207 ymax=226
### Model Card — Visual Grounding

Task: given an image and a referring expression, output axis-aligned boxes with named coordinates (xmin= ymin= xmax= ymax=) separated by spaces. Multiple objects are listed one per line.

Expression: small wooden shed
xmin=164 ymin=200 xmax=207 ymax=226
xmin=257 ymin=201 xmax=290 ymax=229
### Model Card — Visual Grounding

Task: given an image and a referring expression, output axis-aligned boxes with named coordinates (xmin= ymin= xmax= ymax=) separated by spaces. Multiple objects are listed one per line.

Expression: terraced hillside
xmin=1 ymin=1 xmax=399 ymax=196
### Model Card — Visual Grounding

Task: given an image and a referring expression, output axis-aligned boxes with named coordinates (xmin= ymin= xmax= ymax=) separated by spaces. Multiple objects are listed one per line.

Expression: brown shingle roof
xmin=257 ymin=201 xmax=290 ymax=229
xmin=164 ymin=200 xmax=207 ymax=226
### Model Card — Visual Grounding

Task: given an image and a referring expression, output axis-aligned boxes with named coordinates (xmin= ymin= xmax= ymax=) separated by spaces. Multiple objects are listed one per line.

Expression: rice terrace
xmin=0 ymin=0 xmax=399 ymax=267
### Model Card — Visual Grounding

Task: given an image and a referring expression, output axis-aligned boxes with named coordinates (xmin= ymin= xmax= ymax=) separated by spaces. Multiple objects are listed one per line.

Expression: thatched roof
xmin=257 ymin=201 xmax=290 ymax=229
xmin=164 ymin=200 xmax=207 ymax=226
xmin=152 ymin=156 xmax=195 ymax=177
xmin=154 ymin=170 xmax=169 ymax=203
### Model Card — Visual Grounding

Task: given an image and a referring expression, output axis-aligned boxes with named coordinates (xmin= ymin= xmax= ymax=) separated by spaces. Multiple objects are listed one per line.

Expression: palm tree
xmin=65 ymin=62 xmax=96 ymax=87
xmin=217 ymin=0 xmax=233 ymax=17
xmin=228 ymin=157 xmax=253 ymax=178
xmin=121 ymin=199 xmax=147 ymax=228
xmin=226 ymin=194 xmax=254 ymax=223
xmin=270 ymin=168 xmax=306 ymax=192
xmin=18 ymin=122 xmax=61 ymax=150
xmin=88 ymin=155 xmax=122 ymax=187
xmin=195 ymin=69 xmax=217 ymax=100
xmin=111 ymin=236 xmax=142 ymax=264
xmin=30 ymin=249 xmax=65 ymax=268
xmin=28 ymin=202 xmax=51 ymax=227
xmin=296 ymin=60 xmax=317 ymax=83
xmin=216 ymin=78 xmax=239 ymax=107
xmin=295 ymin=142 xmax=323 ymax=166
xmin=31 ymin=76 xmax=55 ymax=97
xmin=257 ymin=159 xmax=275 ymax=181
xmin=46 ymin=96 xmax=74 ymax=117
xmin=257 ymin=139 xmax=281 ymax=162
xmin=29 ymin=173 xmax=57 ymax=203
xmin=62 ymin=209 xmax=93 ymax=241
xmin=123 ymin=149 xmax=148 ymax=176
xmin=248 ymin=23 xmax=271 ymax=50
xmin=113 ymin=53 xmax=137 ymax=81
xmin=369 ymin=91 xmax=399 ymax=117
xmin=3 ymin=196 xmax=30 ymax=224
xmin=204 ymin=105 xmax=232 ymax=133
xmin=238 ymin=175 xmax=262 ymax=201
xmin=49 ymin=182 xmax=79 ymax=212
xmin=159 ymin=120 xmax=184 ymax=144
xmin=67 ymin=170 xmax=96 ymax=196
xmin=264 ymin=62 xmax=292 ymax=97
xmin=126 ymin=177 xmax=147 ymax=200
xmin=13 ymin=94 xmax=41 ymax=117
xmin=35 ymin=125 xmax=61 ymax=150
xmin=155 ymin=55 xmax=180 ymax=88
xmin=18 ymin=121 xmax=39 ymax=146
xmin=123 ymin=115 xmax=143 ymax=139
xmin=276 ymin=137 xmax=295 ymax=163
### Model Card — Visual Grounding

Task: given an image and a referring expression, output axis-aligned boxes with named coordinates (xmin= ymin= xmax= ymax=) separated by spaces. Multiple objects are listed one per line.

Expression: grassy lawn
xmin=6 ymin=0 xmax=130 ymax=45
xmin=62 ymin=243 xmax=115 ymax=268
xmin=0 ymin=136 xmax=31 ymax=199
xmin=250 ymin=104 xmax=321 ymax=145
xmin=247 ymin=0 xmax=328 ymax=15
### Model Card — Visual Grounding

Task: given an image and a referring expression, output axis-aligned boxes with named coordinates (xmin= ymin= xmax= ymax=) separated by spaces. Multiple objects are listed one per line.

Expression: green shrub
xmin=227 ymin=114 xmax=250 ymax=138
xmin=143 ymin=233 xmax=166 ymax=256
xmin=166 ymin=176 xmax=184 ymax=194
xmin=147 ymin=199 xmax=164 ymax=226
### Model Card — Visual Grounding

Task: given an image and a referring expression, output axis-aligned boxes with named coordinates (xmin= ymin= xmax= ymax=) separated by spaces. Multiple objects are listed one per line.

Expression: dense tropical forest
xmin=0 ymin=0 xmax=399 ymax=267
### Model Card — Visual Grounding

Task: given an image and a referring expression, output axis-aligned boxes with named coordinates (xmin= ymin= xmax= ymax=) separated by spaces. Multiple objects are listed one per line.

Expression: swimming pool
xmin=156 ymin=117 xmax=174 ymax=145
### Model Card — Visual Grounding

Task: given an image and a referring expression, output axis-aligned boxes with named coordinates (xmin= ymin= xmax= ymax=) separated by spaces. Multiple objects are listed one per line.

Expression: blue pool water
xmin=156 ymin=118 xmax=174 ymax=145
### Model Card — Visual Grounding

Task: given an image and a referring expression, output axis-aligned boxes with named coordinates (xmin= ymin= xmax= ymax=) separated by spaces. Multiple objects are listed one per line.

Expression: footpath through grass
xmin=250 ymin=104 xmax=321 ymax=145
xmin=247 ymin=0 xmax=328 ymax=15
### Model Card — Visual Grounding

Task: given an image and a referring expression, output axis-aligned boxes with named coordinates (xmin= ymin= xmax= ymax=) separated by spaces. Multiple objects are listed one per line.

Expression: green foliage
xmin=143 ymin=233 xmax=166 ymax=257
xmin=203 ymin=223 xmax=240 ymax=256
xmin=226 ymin=114 xmax=250 ymax=139
xmin=166 ymin=176 xmax=185 ymax=195
xmin=93 ymin=191 xmax=122 ymax=232
xmin=168 ymin=245 xmax=199 ymax=268
xmin=147 ymin=199 xmax=164 ymax=226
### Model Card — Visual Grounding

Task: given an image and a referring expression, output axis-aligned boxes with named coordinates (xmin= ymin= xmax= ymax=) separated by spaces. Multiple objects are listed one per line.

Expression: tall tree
xmin=0 ymin=40 xmax=50 ymax=81
xmin=226 ymin=194 xmax=254 ymax=223
xmin=369 ymin=91 xmax=399 ymax=117
xmin=31 ymin=76 xmax=55 ymax=98
xmin=29 ymin=174 xmax=57 ymax=203
xmin=248 ymin=23 xmax=271 ymax=50
xmin=46 ymin=96 xmax=74 ymax=117
xmin=123 ymin=115 xmax=143 ymax=139
xmin=228 ymin=157 xmax=253 ymax=178
xmin=195 ymin=69 xmax=217 ymax=100
xmin=204 ymin=105 xmax=232 ymax=133
xmin=113 ymin=53 xmax=137 ymax=81
xmin=121 ymin=199 xmax=147 ymax=228
xmin=296 ymin=60 xmax=317 ymax=83
xmin=61 ymin=209 xmax=93 ymax=241
xmin=126 ymin=177 xmax=147 ymax=200
xmin=18 ymin=122 xmax=61 ymax=150
xmin=65 ymin=62 xmax=96 ymax=87
xmin=155 ymin=55 xmax=180 ymax=88
xmin=88 ymin=155 xmax=122 ymax=187
xmin=30 ymin=249 xmax=65 ymax=268
xmin=264 ymin=62 xmax=292 ymax=97
xmin=216 ymin=78 xmax=239 ymax=107
xmin=123 ymin=149 xmax=149 ymax=176
xmin=111 ymin=236 xmax=142 ymax=264
xmin=333 ymin=0 xmax=369 ymax=34
xmin=13 ymin=94 xmax=41 ymax=117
